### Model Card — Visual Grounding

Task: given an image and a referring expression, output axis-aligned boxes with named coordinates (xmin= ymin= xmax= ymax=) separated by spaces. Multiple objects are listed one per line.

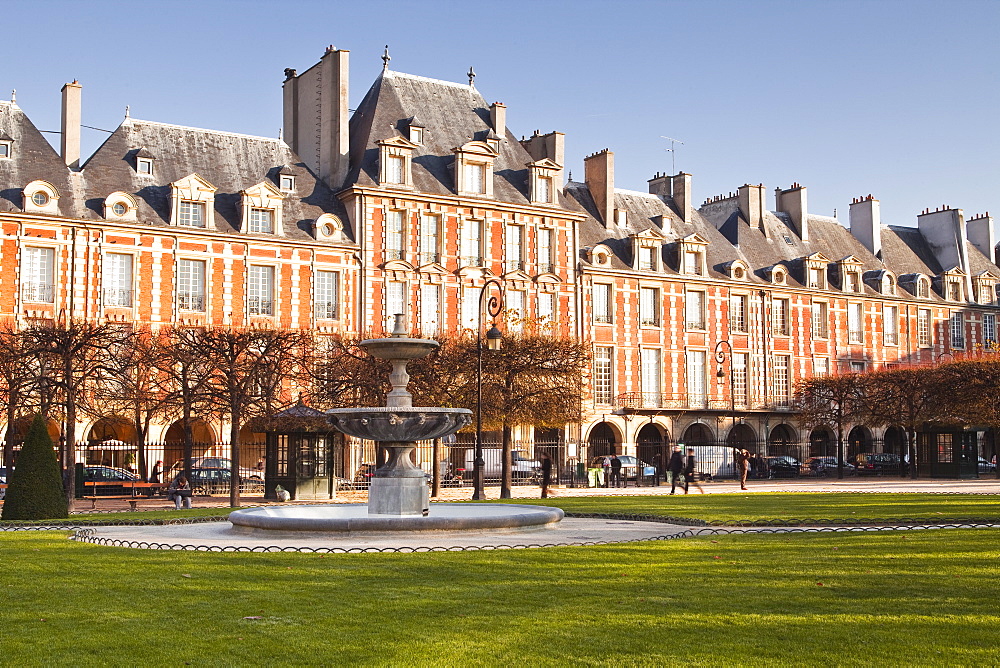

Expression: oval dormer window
xmin=112 ymin=202 xmax=127 ymax=216
xmin=32 ymin=192 xmax=49 ymax=207
xmin=733 ymin=266 xmax=745 ymax=280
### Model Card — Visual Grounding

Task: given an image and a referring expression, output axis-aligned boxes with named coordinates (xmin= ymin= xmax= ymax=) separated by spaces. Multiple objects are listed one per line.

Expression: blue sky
xmin=5 ymin=0 xmax=998 ymax=229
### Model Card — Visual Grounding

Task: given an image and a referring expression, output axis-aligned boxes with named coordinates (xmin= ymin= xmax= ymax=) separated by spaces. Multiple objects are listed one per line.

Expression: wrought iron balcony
xmin=419 ymin=251 xmax=441 ymax=265
xmin=460 ymin=255 xmax=483 ymax=267
xmin=21 ymin=282 xmax=54 ymax=304
xmin=505 ymin=259 xmax=525 ymax=272
xmin=178 ymin=293 xmax=205 ymax=312
xmin=315 ymin=301 xmax=339 ymax=320
xmin=248 ymin=297 xmax=274 ymax=316
xmin=103 ymin=288 xmax=133 ymax=308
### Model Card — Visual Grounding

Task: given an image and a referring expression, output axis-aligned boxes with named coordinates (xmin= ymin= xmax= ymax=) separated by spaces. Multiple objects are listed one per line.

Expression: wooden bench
xmin=82 ymin=481 xmax=169 ymax=510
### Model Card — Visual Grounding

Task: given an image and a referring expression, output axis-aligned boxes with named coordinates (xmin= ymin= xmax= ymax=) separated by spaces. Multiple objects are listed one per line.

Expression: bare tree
xmin=795 ymin=373 xmax=866 ymax=479
xmin=0 ymin=324 xmax=41 ymax=467
xmin=23 ymin=320 xmax=122 ymax=507
xmin=196 ymin=327 xmax=308 ymax=506
xmin=158 ymin=327 xmax=215 ymax=483
xmin=935 ymin=359 xmax=1000 ymax=479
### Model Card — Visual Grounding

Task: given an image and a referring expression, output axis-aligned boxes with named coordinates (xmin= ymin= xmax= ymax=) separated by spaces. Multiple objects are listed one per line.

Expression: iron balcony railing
xmin=385 ymin=249 xmax=405 ymax=261
xmin=419 ymin=251 xmax=440 ymax=265
xmin=505 ymin=259 xmax=525 ymax=272
xmin=315 ymin=301 xmax=339 ymax=320
xmin=460 ymin=255 xmax=483 ymax=267
xmin=248 ymin=297 xmax=274 ymax=316
xmin=178 ymin=293 xmax=205 ymax=312
xmin=103 ymin=288 xmax=133 ymax=308
xmin=614 ymin=392 xmax=795 ymax=412
xmin=537 ymin=262 xmax=556 ymax=274
xmin=22 ymin=282 xmax=55 ymax=303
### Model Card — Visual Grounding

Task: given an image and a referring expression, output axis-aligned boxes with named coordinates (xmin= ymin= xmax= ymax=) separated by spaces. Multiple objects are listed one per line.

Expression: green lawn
xmin=1 ymin=528 xmax=997 ymax=665
xmin=498 ymin=492 xmax=1000 ymax=524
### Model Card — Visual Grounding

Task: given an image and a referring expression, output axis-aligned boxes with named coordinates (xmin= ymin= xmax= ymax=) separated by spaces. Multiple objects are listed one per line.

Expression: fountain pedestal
xmin=367 ymin=444 xmax=428 ymax=515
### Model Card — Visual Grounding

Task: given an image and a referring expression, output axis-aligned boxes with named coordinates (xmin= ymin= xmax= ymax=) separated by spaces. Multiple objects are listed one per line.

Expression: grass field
xmin=2 ymin=527 xmax=998 ymax=666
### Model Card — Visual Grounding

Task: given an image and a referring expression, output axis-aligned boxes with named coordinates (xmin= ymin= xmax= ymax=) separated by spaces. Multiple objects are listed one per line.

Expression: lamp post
xmin=714 ymin=340 xmax=735 ymax=439
xmin=473 ymin=278 xmax=504 ymax=501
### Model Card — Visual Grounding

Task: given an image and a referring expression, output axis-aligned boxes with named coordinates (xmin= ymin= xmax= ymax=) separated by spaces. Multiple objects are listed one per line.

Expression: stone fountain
xmin=228 ymin=316 xmax=563 ymax=533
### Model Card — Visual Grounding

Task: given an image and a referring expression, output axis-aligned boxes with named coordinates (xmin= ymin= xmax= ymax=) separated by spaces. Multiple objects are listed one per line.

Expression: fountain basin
xmin=229 ymin=503 xmax=564 ymax=533
xmin=360 ymin=337 xmax=439 ymax=360
xmin=327 ymin=407 xmax=472 ymax=442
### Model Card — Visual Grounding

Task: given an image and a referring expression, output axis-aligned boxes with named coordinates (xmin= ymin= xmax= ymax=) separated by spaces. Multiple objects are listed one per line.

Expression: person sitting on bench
xmin=167 ymin=474 xmax=193 ymax=510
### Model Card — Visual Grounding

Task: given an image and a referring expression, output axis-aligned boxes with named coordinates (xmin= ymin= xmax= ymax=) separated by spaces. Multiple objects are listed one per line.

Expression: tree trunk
xmin=64 ymin=395 xmax=77 ymax=511
xmin=836 ymin=425 xmax=845 ymax=480
xmin=500 ymin=423 xmax=512 ymax=499
xmin=229 ymin=412 xmax=241 ymax=508
xmin=907 ymin=428 xmax=918 ymax=479
xmin=4 ymin=400 xmax=17 ymax=469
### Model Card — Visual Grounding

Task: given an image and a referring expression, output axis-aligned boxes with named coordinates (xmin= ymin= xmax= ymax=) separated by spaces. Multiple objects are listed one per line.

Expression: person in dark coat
xmin=668 ymin=446 xmax=686 ymax=494
xmin=684 ymin=448 xmax=704 ymax=494
xmin=610 ymin=454 xmax=623 ymax=488
xmin=733 ymin=448 xmax=751 ymax=490
xmin=539 ymin=451 xmax=553 ymax=498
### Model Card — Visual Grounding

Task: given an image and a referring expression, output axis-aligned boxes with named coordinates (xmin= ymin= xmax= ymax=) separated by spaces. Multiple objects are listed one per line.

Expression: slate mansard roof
xmin=346 ymin=69 xmax=578 ymax=209
xmin=0 ymin=101 xmax=350 ymax=244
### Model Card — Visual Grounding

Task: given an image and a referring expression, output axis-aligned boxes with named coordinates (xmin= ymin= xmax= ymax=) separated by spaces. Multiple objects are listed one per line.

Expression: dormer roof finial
xmin=468 ymin=66 xmax=476 ymax=87
xmin=382 ymin=45 xmax=391 ymax=71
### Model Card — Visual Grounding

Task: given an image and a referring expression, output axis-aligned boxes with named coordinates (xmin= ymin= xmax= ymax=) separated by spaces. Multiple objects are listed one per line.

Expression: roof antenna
xmin=468 ymin=66 xmax=476 ymax=87
xmin=660 ymin=136 xmax=684 ymax=174
xmin=382 ymin=45 xmax=390 ymax=72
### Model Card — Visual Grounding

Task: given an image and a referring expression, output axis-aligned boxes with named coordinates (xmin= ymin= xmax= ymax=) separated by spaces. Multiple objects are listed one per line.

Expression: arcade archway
xmin=809 ymin=427 xmax=834 ymax=458
xmin=767 ymin=423 xmax=797 ymax=457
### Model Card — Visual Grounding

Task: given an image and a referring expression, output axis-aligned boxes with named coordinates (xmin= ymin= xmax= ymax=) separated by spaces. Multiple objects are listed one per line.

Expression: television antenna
xmin=660 ymin=135 xmax=684 ymax=174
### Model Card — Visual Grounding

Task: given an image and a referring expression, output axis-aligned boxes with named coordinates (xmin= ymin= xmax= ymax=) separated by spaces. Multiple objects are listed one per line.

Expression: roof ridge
xmin=126 ymin=118 xmax=282 ymax=144
xmin=615 ymin=188 xmax=662 ymax=199
xmin=384 ymin=69 xmax=474 ymax=91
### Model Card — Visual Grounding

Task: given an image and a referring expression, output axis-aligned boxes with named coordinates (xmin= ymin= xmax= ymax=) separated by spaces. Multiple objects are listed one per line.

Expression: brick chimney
xmin=670 ymin=172 xmax=692 ymax=222
xmin=776 ymin=183 xmax=808 ymax=240
xmin=647 ymin=172 xmax=670 ymax=198
xmin=283 ymin=46 xmax=350 ymax=188
xmin=60 ymin=80 xmax=82 ymax=169
xmin=966 ymin=212 xmax=996 ymax=265
xmin=584 ymin=149 xmax=614 ymax=227
xmin=849 ymin=195 xmax=882 ymax=257
xmin=490 ymin=102 xmax=506 ymax=138
xmin=738 ymin=184 xmax=766 ymax=232
xmin=917 ymin=205 xmax=970 ymax=279
xmin=521 ymin=130 xmax=565 ymax=167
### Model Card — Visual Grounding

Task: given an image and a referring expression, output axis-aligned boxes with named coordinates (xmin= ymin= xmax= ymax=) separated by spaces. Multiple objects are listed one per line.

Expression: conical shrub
xmin=1 ymin=414 xmax=68 ymax=520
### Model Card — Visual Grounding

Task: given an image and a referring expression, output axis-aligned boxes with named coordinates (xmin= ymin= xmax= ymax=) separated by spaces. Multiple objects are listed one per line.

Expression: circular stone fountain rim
xmin=229 ymin=503 xmax=564 ymax=533
xmin=327 ymin=407 xmax=472 ymax=414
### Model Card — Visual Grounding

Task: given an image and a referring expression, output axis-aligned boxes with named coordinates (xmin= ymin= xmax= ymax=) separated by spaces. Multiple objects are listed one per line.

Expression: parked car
xmin=851 ymin=453 xmax=904 ymax=475
xmin=0 ymin=466 xmax=8 ymax=499
xmin=463 ymin=449 xmax=540 ymax=480
xmin=168 ymin=457 xmax=263 ymax=481
xmin=184 ymin=467 xmax=264 ymax=495
xmin=616 ymin=455 xmax=657 ymax=480
xmin=978 ymin=457 xmax=996 ymax=474
xmin=803 ymin=457 xmax=855 ymax=476
xmin=763 ymin=456 xmax=801 ymax=477
xmin=81 ymin=465 xmax=141 ymax=495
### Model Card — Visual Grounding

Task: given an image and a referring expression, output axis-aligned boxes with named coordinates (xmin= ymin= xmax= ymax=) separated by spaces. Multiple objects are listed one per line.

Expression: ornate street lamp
xmin=714 ymin=339 xmax=735 ymax=437
xmin=473 ymin=278 xmax=504 ymax=501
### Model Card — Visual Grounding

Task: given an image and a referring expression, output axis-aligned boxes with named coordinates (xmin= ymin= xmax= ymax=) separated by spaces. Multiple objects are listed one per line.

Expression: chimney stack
xmin=670 ymin=172 xmax=692 ymax=222
xmin=60 ymin=80 xmax=82 ymax=169
xmin=918 ymin=206 xmax=970 ymax=283
xmin=282 ymin=46 xmax=350 ymax=188
xmin=966 ymin=213 xmax=996 ymax=265
xmin=849 ymin=195 xmax=882 ymax=257
xmin=584 ymin=149 xmax=614 ymax=227
xmin=738 ymin=183 xmax=766 ymax=232
xmin=776 ymin=183 xmax=808 ymax=240
xmin=490 ymin=102 xmax=506 ymax=138
xmin=647 ymin=172 xmax=671 ymax=198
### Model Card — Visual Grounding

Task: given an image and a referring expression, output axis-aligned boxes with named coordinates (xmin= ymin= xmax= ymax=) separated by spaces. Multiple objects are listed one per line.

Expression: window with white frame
xmin=538 ymin=292 xmax=555 ymax=322
xmin=385 ymin=210 xmax=405 ymax=261
xmin=248 ymin=207 xmax=274 ymax=234
xmin=315 ymin=270 xmax=340 ymax=320
xmin=505 ymin=224 xmax=523 ymax=272
xmin=683 ymin=249 xmax=703 ymax=276
xmin=808 ymin=266 xmax=826 ymax=289
xmin=22 ymin=246 xmax=55 ymax=303
xmin=640 ymin=348 xmax=661 ymax=408
xmin=177 ymin=259 xmax=206 ymax=312
xmin=639 ymin=287 xmax=660 ymax=327
xmin=137 ymin=157 xmax=153 ymax=175
xmin=884 ymin=274 xmax=896 ymax=296
xmin=844 ymin=271 xmax=860 ymax=293
xmin=386 ymin=155 xmax=404 ymax=184
xmin=772 ymin=298 xmax=789 ymax=336
xmin=686 ymin=290 xmax=706 ymax=330
xmin=0 ymin=140 xmax=13 ymax=159
xmin=507 ymin=290 xmax=525 ymax=332
xmin=420 ymin=214 xmax=440 ymax=265
xmin=687 ymin=349 xmax=707 ymax=408
xmin=772 ymin=355 xmax=790 ymax=407
xmin=638 ymin=245 xmax=657 ymax=271
xmin=385 ymin=281 xmax=406 ymax=330
xmin=984 ymin=313 xmax=997 ymax=347
xmin=848 ymin=303 xmax=864 ymax=343
xmin=462 ymin=286 xmax=481 ymax=330
xmin=537 ymin=228 xmax=554 ymax=274
xmin=594 ymin=346 xmax=613 ymax=405
xmin=465 ymin=162 xmax=486 ymax=194
xmin=537 ymin=175 xmax=552 ymax=203
xmin=461 ymin=219 xmax=482 ymax=266
xmin=248 ymin=265 xmax=275 ymax=316
xmin=420 ymin=284 xmax=440 ymax=336
xmin=730 ymin=293 xmax=748 ymax=333
xmin=279 ymin=174 xmax=295 ymax=192
xmin=594 ymin=283 xmax=612 ymax=324
xmin=811 ymin=301 xmax=828 ymax=339
xmin=950 ymin=312 xmax=965 ymax=349
xmin=178 ymin=200 xmax=206 ymax=228
xmin=409 ymin=126 xmax=423 ymax=145
xmin=733 ymin=352 xmax=748 ymax=408
xmin=917 ymin=278 xmax=930 ymax=298
xmin=884 ymin=305 xmax=898 ymax=345
xmin=103 ymin=253 xmax=133 ymax=307
xmin=850 ymin=361 xmax=866 ymax=373
xmin=814 ymin=357 xmax=830 ymax=377
xmin=918 ymin=308 xmax=932 ymax=347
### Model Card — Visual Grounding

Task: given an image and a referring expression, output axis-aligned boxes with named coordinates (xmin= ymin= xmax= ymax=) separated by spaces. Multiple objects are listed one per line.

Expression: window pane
xmin=386 ymin=210 xmax=405 ymax=260
xmin=884 ymin=306 xmax=898 ymax=345
xmin=315 ymin=271 xmax=339 ymax=320
xmin=640 ymin=349 xmax=661 ymax=407
xmin=248 ymin=266 xmax=274 ymax=316
xmin=462 ymin=286 xmax=481 ymax=330
xmin=179 ymin=201 xmax=205 ymax=228
xmin=178 ymin=259 xmax=206 ymax=311
xmin=420 ymin=284 xmax=440 ymax=336
xmin=248 ymin=208 xmax=273 ymax=234
xmin=687 ymin=349 xmax=706 ymax=408
xmin=23 ymin=247 xmax=55 ymax=303
xmin=461 ymin=220 xmax=482 ymax=266
xmin=387 ymin=155 xmax=404 ymax=184
xmin=505 ymin=225 xmax=523 ymax=271
xmin=730 ymin=294 xmax=747 ymax=333
xmin=594 ymin=284 xmax=612 ymax=324
xmin=594 ymin=347 xmax=613 ymax=404
xmin=686 ymin=291 xmax=705 ymax=330
xmin=385 ymin=281 xmax=406 ymax=330
xmin=538 ymin=228 xmax=553 ymax=273
xmin=918 ymin=309 xmax=931 ymax=346
xmin=104 ymin=253 xmax=133 ymax=307
xmin=848 ymin=303 xmax=863 ymax=343
xmin=420 ymin=215 xmax=440 ymax=265
xmin=640 ymin=287 xmax=659 ymax=326
xmin=772 ymin=356 xmax=790 ymax=407
xmin=951 ymin=312 xmax=965 ymax=348
xmin=538 ymin=292 xmax=555 ymax=322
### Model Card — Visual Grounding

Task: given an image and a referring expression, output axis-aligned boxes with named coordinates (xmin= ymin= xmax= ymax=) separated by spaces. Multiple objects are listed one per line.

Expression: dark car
xmin=81 ymin=465 xmax=141 ymax=494
xmin=763 ymin=456 xmax=801 ymax=477
xmin=851 ymin=453 xmax=904 ymax=475
xmin=616 ymin=455 xmax=657 ymax=480
xmin=803 ymin=457 xmax=856 ymax=476
xmin=184 ymin=467 xmax=264 ymax=495
xmin=169 ymin=457 xmax=262 ymax=481
xmin=978 ymin=457 xmax=996 ymax=474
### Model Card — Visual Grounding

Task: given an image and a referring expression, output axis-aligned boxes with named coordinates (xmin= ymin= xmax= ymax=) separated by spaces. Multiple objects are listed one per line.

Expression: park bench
xmin=82 ymin=481 xmax=168 ymax=510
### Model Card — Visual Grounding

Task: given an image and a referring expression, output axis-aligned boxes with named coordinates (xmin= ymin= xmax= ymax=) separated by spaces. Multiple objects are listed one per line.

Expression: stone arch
xmin=767 ymin=423 xmax=798 ymax=457
xmin=847 ymin=425 xmax=873 ymax=459
xmin=9 ymin=415 xmax=61 ymax=443
xmin=635 ymin=421 xmax=670 ymax=474
xmin=163 ymin=419 xmax=217 ymax=467
xmin=587 ymin=421 xmax=621 ymax=457
xmin=726 ymin=423 xmax=757 ymax=450
xmin=883 ymin=426 xmax=907 ymax=457
xmin=680 ymin=422 xmax=715 ymax=446
xmin=809 ymin=427 xmax=835 ymax=458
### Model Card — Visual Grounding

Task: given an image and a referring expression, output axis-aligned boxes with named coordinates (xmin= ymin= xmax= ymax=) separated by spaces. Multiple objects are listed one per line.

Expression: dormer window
xmin=0 ymin=134 xmax=13 ymax=159
xmin=410 ymin=126 xmax=423 ymax=145
xmin=23 ymin=180 xmax=60 ymax=215
xmin=528 ymin=158 xmax=561 ymax=204
xmin=639 ymin=246 xmax=657 ymax=271
xmin=103 ymin=192 xmax=138 ymax=222
xmin=279 ymin=175 xmax=295 ymax=192
xmin=683 ymin=250 xmax=702 ymax=275
xmin=454 ymin=140 xmax=497 ymax=198
xmin=378 ymin=136 xmax=418 ymax=188
xmin=137 ymin=158 xmax=153 ymax=175
xmin=947 ymin=280 xmax=962 ymax=302
xmin=884 ymin=274 xmax=896 ymax=295
xmin=772 ymin=268 xmax=787 ymax=285
xmin=487 ymin=137 xmax=500 ymax=152
xmin=678 ymin=234 xmax=709 ymax=276
xmin=976 ymin=276 xmax=997 ymax=304
xmin=240 ymin=181 xmax=285 ymax=236
xmin=845 ymin=272 xmax=859 ymax=292
xmin=170 ymin=173 xmax=216 ymax=229
xmin=918 ymin=277 xmax=930 ymax=298
xmin=32 ymin=192 xmax=49 ymax=207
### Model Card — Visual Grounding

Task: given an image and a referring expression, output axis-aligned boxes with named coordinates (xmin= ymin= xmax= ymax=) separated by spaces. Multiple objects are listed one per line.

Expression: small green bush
xmin=1 ymin=414 xmax=68 ymax=520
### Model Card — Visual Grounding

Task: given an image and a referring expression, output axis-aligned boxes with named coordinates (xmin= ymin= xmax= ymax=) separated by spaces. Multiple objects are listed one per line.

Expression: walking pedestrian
xmin=733 ymin=448 xmax=751 ymax=490
xmin=610 ymin=454 xmax=623 ymax=488
xmin=668 ymin=445 xmax=686 ymax=494
xmin=684 ymin=448 xmax=704 ymax=494
xmin=539 ymin=451 xmax=553 ymax=498
xmin=149 ymin=460 xmax=163 ymax=484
